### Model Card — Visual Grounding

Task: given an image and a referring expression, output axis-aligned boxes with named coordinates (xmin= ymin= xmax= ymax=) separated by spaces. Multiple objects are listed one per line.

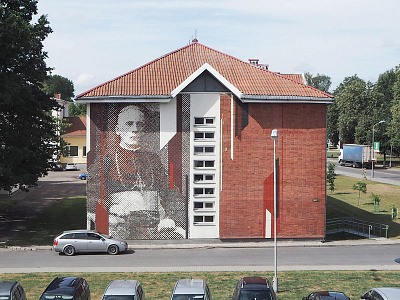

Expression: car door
xmin=86 ymin=232 xmax=107 ymax=252
xmin=72 ymin=233 xmax=88 ymax=252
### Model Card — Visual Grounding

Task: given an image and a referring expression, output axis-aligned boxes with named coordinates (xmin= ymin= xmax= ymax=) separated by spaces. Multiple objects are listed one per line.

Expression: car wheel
xmin=81 ymin=176 xmax=86 ymax=180
xmin=63 ymin=245 xmax=76 ymax=256
xmin=108 ymin=244 xmax=119 ymax=255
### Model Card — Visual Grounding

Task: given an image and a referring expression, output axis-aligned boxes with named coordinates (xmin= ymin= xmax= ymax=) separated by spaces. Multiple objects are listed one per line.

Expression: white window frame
xmin=194 ymin=187 xmax=215 ymax=197
xmin=194 ymin=160 xmax=215 ymax=169
xmin=194 ymin=174 xmax=215 ymax=183
xmin=194 ymin=117 xmax=215 ymax=127
xmin=193 ymin=201 xmax=215 ymax=210
xmin=193 ymin=215 xmax=215 ymax=224
xmin=194 ymin=131 xmax=215 ymax=141
xmin=194 ymin=145 xmax=215 ymax=155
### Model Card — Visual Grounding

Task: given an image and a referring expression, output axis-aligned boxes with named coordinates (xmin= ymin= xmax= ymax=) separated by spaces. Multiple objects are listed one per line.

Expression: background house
xmin=61 ymin=116 xmax=87 ymax=170
xmin=77 ymin=41 xmax=333 ymax=240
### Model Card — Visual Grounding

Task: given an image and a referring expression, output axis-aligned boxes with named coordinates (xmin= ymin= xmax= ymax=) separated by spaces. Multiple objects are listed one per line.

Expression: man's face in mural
xmin=115 ymin=105 xmax=145 ymax=150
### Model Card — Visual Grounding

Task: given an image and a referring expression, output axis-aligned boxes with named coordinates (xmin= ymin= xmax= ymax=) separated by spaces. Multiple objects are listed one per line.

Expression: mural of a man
xmin=102 ymin=104 xmax=185 ymax=239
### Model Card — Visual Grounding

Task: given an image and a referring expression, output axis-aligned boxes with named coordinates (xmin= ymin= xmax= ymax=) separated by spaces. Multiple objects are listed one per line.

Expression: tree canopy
xmin=43 ymin=74 xmax=86 ymax=116
xmin=43 ymin=74 xmax=74 ymax=100
xmin=304 ymin=72 xmax=332 ymax=93
xmin=0 ymin=0 xmax=59 ymax=192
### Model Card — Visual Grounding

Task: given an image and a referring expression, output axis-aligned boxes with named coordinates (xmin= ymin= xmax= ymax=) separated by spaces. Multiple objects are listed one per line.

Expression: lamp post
xmin=270 ymin=129 xmax=278 ymax=293
xmin=372 ymin=121 xmax=385 ymax=178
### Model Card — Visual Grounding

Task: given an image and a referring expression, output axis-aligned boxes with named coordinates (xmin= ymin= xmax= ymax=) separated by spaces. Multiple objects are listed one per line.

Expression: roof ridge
xmin=76 ymin=43 xmax=197 ymax=98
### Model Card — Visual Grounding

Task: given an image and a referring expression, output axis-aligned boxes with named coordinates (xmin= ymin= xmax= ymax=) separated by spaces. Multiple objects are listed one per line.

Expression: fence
xmin=326 ymin=217 xmax=389 ymax=239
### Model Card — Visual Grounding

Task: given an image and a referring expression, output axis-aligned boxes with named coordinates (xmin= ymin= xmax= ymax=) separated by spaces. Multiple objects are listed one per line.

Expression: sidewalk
xmin=4 ymin=236 xmax=400 ymax=252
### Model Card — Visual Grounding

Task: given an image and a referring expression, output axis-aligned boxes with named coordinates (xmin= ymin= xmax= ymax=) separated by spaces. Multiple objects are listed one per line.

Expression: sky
xmin=36 ymin=0 xmax=400 ymax=97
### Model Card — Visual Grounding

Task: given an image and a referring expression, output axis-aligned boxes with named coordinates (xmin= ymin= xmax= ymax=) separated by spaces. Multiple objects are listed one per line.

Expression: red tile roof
xmin=280 ymin=74 xmax=305 ymax=84
xmin=77 ymin=42 xmax=332 ymax=101
xmin=62 ymin=116 xmax=86 ymax=137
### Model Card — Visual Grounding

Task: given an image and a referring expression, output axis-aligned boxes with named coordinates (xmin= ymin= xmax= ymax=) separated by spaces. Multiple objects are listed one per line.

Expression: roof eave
xmin=241 ymin=94 xmax=334 ymax=104
xmin=76 ymin=95 xmax=172 ymax=104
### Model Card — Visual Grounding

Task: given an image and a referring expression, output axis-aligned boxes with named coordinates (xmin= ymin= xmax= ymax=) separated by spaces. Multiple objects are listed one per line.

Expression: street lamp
xmin=372 ymin=120 xmax=386 ymax=178
xmin=270 ymin=129 xmax=278 ymax=293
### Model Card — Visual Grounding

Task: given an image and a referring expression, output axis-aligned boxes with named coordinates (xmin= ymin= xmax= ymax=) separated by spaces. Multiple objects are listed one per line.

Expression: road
xmin=1 ymin=243 xmax=400 ymax=273
xmin=329 ymin=158 xmax=400 ymax=186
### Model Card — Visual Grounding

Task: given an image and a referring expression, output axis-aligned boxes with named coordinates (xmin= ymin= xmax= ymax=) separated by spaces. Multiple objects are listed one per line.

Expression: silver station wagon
xmin=102 ymin=280 xmax=145 ymax=300
xmin=170 ymin=279 xmax=211 ymax=300
xmin=53 ymin=230 xmax=128 ymax=256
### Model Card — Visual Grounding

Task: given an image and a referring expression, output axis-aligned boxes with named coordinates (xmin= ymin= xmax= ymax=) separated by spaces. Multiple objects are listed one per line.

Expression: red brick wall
xmin=219 ymin=95 xmax=326 ymax=239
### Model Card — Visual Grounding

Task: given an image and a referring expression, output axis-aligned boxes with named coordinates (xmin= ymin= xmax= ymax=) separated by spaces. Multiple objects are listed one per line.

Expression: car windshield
xmin=239 ymin=290 xmax=274 ymax=300
xmin=103 ymin=296 xmax=135 ymax=300
xmin=41 ymin=294 xmax=74 ymax=300
xmin=172 ymin=295 xmax=205 ymax=300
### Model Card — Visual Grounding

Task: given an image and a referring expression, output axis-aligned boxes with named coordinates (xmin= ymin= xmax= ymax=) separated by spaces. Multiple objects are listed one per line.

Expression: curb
xmin=2 ymin=238 xmax=400 ymax=251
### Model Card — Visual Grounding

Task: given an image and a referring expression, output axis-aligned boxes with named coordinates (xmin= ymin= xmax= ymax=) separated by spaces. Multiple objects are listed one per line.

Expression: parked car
xmin=102 ymin=280 xmax=145 ymax=300
xmin=39 ymin=277 xmax=90 ymax=300
xmin=360 ymin=287 xmax=400 ymax=300
xmin=231 ymin=277 xmax=276 ymax=300
xmin=170 ymin=279 xmax=211 ymax=300
xmin=78 ymin=173 xmax=87 ymax=180
xmin=302 ymin=291 xmax=349 ymax=300
xmin=66 ymin=163 xmax=77 ymax=171
xmin=49 ymin=161 xmax=63 ymax=171
xmin=0 ymin=281 xmax=27 ymax=300
xmin=53 ymin=229 xmax=128 ymax=256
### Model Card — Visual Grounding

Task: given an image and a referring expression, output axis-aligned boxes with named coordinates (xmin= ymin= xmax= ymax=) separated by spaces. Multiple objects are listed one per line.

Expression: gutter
xmin=76 ymin=95 xmax=172 ymax=104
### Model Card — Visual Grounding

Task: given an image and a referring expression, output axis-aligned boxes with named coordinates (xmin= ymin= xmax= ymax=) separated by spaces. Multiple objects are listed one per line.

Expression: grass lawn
xmin=1 ymin=270 xmax=400 ymax=300
xmin=7 ymin=196 xmax=87 ymax=246
xmin=6 ymin=173 xmax=400 ymax=245
xmin=327 ymin=175 xmax=400 ymax=238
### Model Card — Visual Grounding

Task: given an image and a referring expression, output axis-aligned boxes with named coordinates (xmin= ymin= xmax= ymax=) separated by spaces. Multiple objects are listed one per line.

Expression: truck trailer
xmin=338 ymin=144 xmax=376 ymax=168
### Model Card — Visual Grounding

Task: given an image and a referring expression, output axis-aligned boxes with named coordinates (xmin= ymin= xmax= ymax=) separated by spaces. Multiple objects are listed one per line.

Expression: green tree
xmin=304 ymin=72 xmax=332 ymax=93
xmin=352 ymin=181 xmax=367 ymax=206
xmin=370 ymin=193 xmax=381 ymax=212
xmin=68 ymin=102 xmax=86 ymax=116
xmin=327 ymin=101 xmax=339 ymax=147
xmin=334 ymin=75 xmax=368 ymax=144
xmin=43 ymin=74 xmax=85 ymax=117
xmin=43 ymin=74 xmax=74 ymax=100
xmin=0 ymin=0 xmax=58 ymax=192
xmin=327 ymin=163 xmax=336 ymax=194
xmin=388 ymin=66 xmax=400 ymax=155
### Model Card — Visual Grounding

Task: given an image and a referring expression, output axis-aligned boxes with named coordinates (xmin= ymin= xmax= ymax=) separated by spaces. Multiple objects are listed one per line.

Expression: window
xmin=194 ymin=202 xmax=214 ymax=209
xmin=194 ymin=174 xmax=215 ymax=183
xmin=66 ymin=145 xmax=78 ymax=157
xmin=194 ymin=215 xmax=214 ymax=223
xmin=194 ymin=117 xmax=215 ymax=126
xmin=60 ymin=233 xmax=74 ymax=239
xmin=73 ymin=233 xmax=86 ymax=239
xmin=194 ymin=146 xmax=214 ymax=155
xmin=194 ymin=187 xmax=214 ymax=196
xmin=194 ymin=160 xmax=215 ymax=168
xmin=83 ymin=146 xmax=87 ymax=157
xmin=194 ymin=131 xmax=215 ymax=140
xmin=87 ymin=232 xmax=102 ymax=240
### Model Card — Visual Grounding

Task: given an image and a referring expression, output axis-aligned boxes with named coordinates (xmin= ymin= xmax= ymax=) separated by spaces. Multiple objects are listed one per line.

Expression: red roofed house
xmin=76 ymin=41 xmax=333 ymax=240
xmin=60 ymin=116 xmax=87 ymax=170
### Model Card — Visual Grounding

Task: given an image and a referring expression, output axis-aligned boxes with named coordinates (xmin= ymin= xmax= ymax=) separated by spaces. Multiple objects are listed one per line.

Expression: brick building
xmin=76 ymin=41 xmax=333 ymax=240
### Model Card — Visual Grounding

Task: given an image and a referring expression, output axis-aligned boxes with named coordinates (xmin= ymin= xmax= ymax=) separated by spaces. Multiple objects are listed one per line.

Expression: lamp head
xmin=271 ymin=129 xmax=278 ymax=140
